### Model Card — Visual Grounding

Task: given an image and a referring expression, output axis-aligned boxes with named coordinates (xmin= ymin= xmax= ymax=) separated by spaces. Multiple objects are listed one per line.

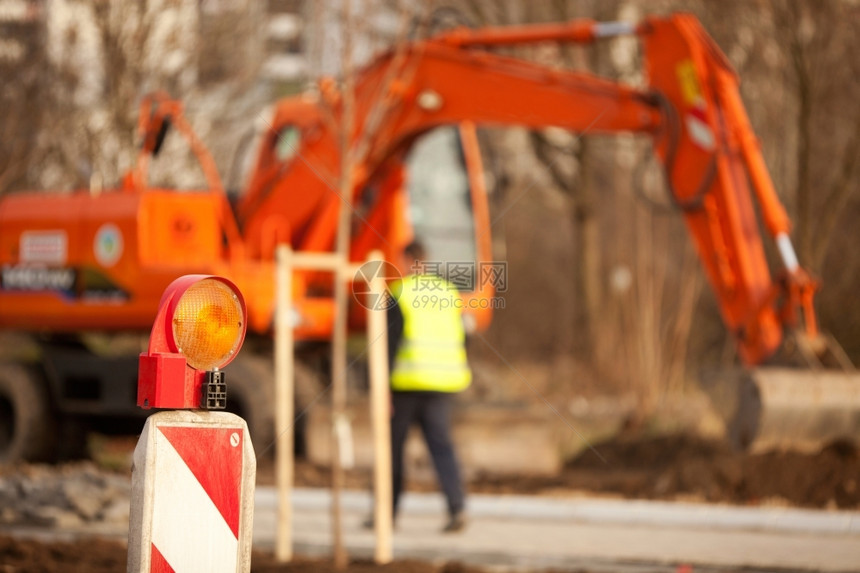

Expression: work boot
xmin=441 ymin=511 xmax=466 ymax=533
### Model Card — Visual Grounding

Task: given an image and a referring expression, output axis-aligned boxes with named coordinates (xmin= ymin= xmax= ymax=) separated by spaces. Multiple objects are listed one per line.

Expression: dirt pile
xmin=476 ymin=435 xmax=860 ymax=508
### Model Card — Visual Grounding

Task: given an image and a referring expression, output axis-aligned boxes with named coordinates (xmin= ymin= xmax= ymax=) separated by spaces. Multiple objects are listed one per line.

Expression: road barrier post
xmin=127 ymin=275 xmax=256 ymax=573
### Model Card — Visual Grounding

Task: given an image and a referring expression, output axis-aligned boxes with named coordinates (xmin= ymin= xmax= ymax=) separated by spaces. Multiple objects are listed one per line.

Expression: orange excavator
xmin=0 ymin=13 xmax=856 ymax=461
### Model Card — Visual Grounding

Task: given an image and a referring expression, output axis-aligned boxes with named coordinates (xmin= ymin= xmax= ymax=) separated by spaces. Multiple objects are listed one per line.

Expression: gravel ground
xmin=0 ymin=462 xmax=129 ymax=531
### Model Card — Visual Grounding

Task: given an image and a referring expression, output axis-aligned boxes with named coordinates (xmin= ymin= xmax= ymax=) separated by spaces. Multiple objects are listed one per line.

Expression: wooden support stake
xmin=274 ymin=244 xmax=294 ymax=562
xmin=272 ymin=248 xmax=365 ymax=564
xmin=331 ymin=257 xmax=349 ymax=569
xmin=367 ymin=250 xmax=393 ymax=563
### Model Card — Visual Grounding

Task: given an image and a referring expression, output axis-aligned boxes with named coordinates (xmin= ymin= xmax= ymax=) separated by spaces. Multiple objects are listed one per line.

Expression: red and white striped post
xmin=127 ymin=276 xmax=256 ymax=573
xmin=127 ymin=411 xmax=256 ymax=572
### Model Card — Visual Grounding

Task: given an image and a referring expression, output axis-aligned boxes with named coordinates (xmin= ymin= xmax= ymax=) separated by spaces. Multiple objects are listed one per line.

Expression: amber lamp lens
xmin=172 ymin=279 xmax=244 ymax=370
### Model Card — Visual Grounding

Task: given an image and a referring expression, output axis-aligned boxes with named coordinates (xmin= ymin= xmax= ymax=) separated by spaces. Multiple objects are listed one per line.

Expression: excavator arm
xmin=240 ymin=14 xmax=817 ymax=366
xmin=641 ymin=17 xmax=821 ymax=366
xmin=128 ymin=91 xmax=246 ymax=260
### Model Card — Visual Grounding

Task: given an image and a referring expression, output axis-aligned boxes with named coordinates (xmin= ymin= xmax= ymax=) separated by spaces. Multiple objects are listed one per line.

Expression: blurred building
xmin=263 ymin=0 xmax=307 ymax=86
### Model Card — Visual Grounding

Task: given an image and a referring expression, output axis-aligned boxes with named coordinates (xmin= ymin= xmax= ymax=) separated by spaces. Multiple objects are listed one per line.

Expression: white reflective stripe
xmin=594 ymin=21 xmax=636 ymax=38
xmin=776 ymin=233 xmax=800 ymax=272
xmin=151 ymin=430 xmax=238 ymax=572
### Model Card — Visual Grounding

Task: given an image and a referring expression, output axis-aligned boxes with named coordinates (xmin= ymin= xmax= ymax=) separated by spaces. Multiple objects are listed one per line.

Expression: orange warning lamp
xmin=138 ymin=275 xmax=247 ymax=410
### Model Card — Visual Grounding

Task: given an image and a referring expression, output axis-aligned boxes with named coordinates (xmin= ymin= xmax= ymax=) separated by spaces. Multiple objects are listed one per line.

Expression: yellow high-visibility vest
xmin=390 ymin=274 xmax=472 ymax=393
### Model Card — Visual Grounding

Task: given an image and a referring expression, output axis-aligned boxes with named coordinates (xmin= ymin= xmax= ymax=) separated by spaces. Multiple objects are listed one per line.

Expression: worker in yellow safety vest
xmin=386 ymin=241 xmax=471 ymax=533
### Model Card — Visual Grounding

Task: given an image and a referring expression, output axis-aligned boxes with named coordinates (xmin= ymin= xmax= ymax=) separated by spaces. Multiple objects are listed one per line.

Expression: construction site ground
xmin=2 ymin=430 xmax=859 ymax=572
xmin=0 ymin=534 xmax=490 ymax=573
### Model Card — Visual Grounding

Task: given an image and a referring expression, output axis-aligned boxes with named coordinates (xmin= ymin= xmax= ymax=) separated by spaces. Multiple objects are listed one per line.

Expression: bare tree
xmin=0 ymin=7 xmax=48 ymax=195
xmin=768 ymin=0 xmax=860 ymax=274
xmin=7 ymin=0 xmax=265 ymax=196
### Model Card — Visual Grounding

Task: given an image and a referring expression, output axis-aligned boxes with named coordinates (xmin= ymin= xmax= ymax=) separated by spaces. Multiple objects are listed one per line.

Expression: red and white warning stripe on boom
xmin=128 ymin=411 xmax=256 ymax=573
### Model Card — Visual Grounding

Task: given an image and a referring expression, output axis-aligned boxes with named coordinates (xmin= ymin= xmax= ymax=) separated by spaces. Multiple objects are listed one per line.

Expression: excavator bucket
xmin=703 ymin=368 xmax=860 ymax=453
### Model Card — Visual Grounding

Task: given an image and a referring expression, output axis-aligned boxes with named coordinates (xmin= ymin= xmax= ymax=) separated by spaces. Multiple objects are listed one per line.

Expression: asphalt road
xmin=253 ymin=487 xmax=860 ymax=572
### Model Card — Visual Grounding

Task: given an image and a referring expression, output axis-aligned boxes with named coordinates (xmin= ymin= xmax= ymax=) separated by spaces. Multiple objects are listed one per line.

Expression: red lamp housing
xmin=138 ymin=275 xmax=247 ymax=409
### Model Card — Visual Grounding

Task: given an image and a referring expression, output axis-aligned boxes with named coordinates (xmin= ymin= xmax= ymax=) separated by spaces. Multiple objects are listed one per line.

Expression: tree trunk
xmin=574 ymin=140 xmax=603 ymax=353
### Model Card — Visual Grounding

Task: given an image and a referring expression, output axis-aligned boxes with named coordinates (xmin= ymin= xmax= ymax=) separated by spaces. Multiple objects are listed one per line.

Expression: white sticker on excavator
xmin=685 ymin=108 xmax=715 ymax=151
xmin=676 ymin=60 xmax=716 ymax=151
xmin=20 ymin=230 xmax=67 ymax=264
xmin=94 ymin=223 xmax=123 ymax=267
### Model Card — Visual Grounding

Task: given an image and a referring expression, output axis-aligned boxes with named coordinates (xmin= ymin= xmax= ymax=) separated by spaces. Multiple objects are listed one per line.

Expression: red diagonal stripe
xmin=158 ymin=425 xmax=243 ymax=537
xmin=151 ymin=543 xmax=175 ymax=573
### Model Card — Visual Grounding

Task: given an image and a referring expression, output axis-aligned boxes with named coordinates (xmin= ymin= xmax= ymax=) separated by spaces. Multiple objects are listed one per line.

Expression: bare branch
xmin=812 ymin=111 xmax=860 ymax=271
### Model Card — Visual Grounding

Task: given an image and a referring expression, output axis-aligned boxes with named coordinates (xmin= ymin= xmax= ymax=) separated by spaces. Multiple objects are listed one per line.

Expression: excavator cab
xmin=405 ymin=127 xmax=478 ymax=271
xmin=400 ymin=123 xmax=496 ymax=331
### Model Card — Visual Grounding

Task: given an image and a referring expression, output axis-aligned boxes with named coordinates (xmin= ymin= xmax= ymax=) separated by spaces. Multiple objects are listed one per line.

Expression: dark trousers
xmin=391 ymin=391 xmax=464 ymax=517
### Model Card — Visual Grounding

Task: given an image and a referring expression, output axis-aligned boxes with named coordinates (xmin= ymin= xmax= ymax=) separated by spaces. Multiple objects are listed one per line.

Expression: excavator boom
xmin=239 ymin=14 xmax=812 ymax=367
